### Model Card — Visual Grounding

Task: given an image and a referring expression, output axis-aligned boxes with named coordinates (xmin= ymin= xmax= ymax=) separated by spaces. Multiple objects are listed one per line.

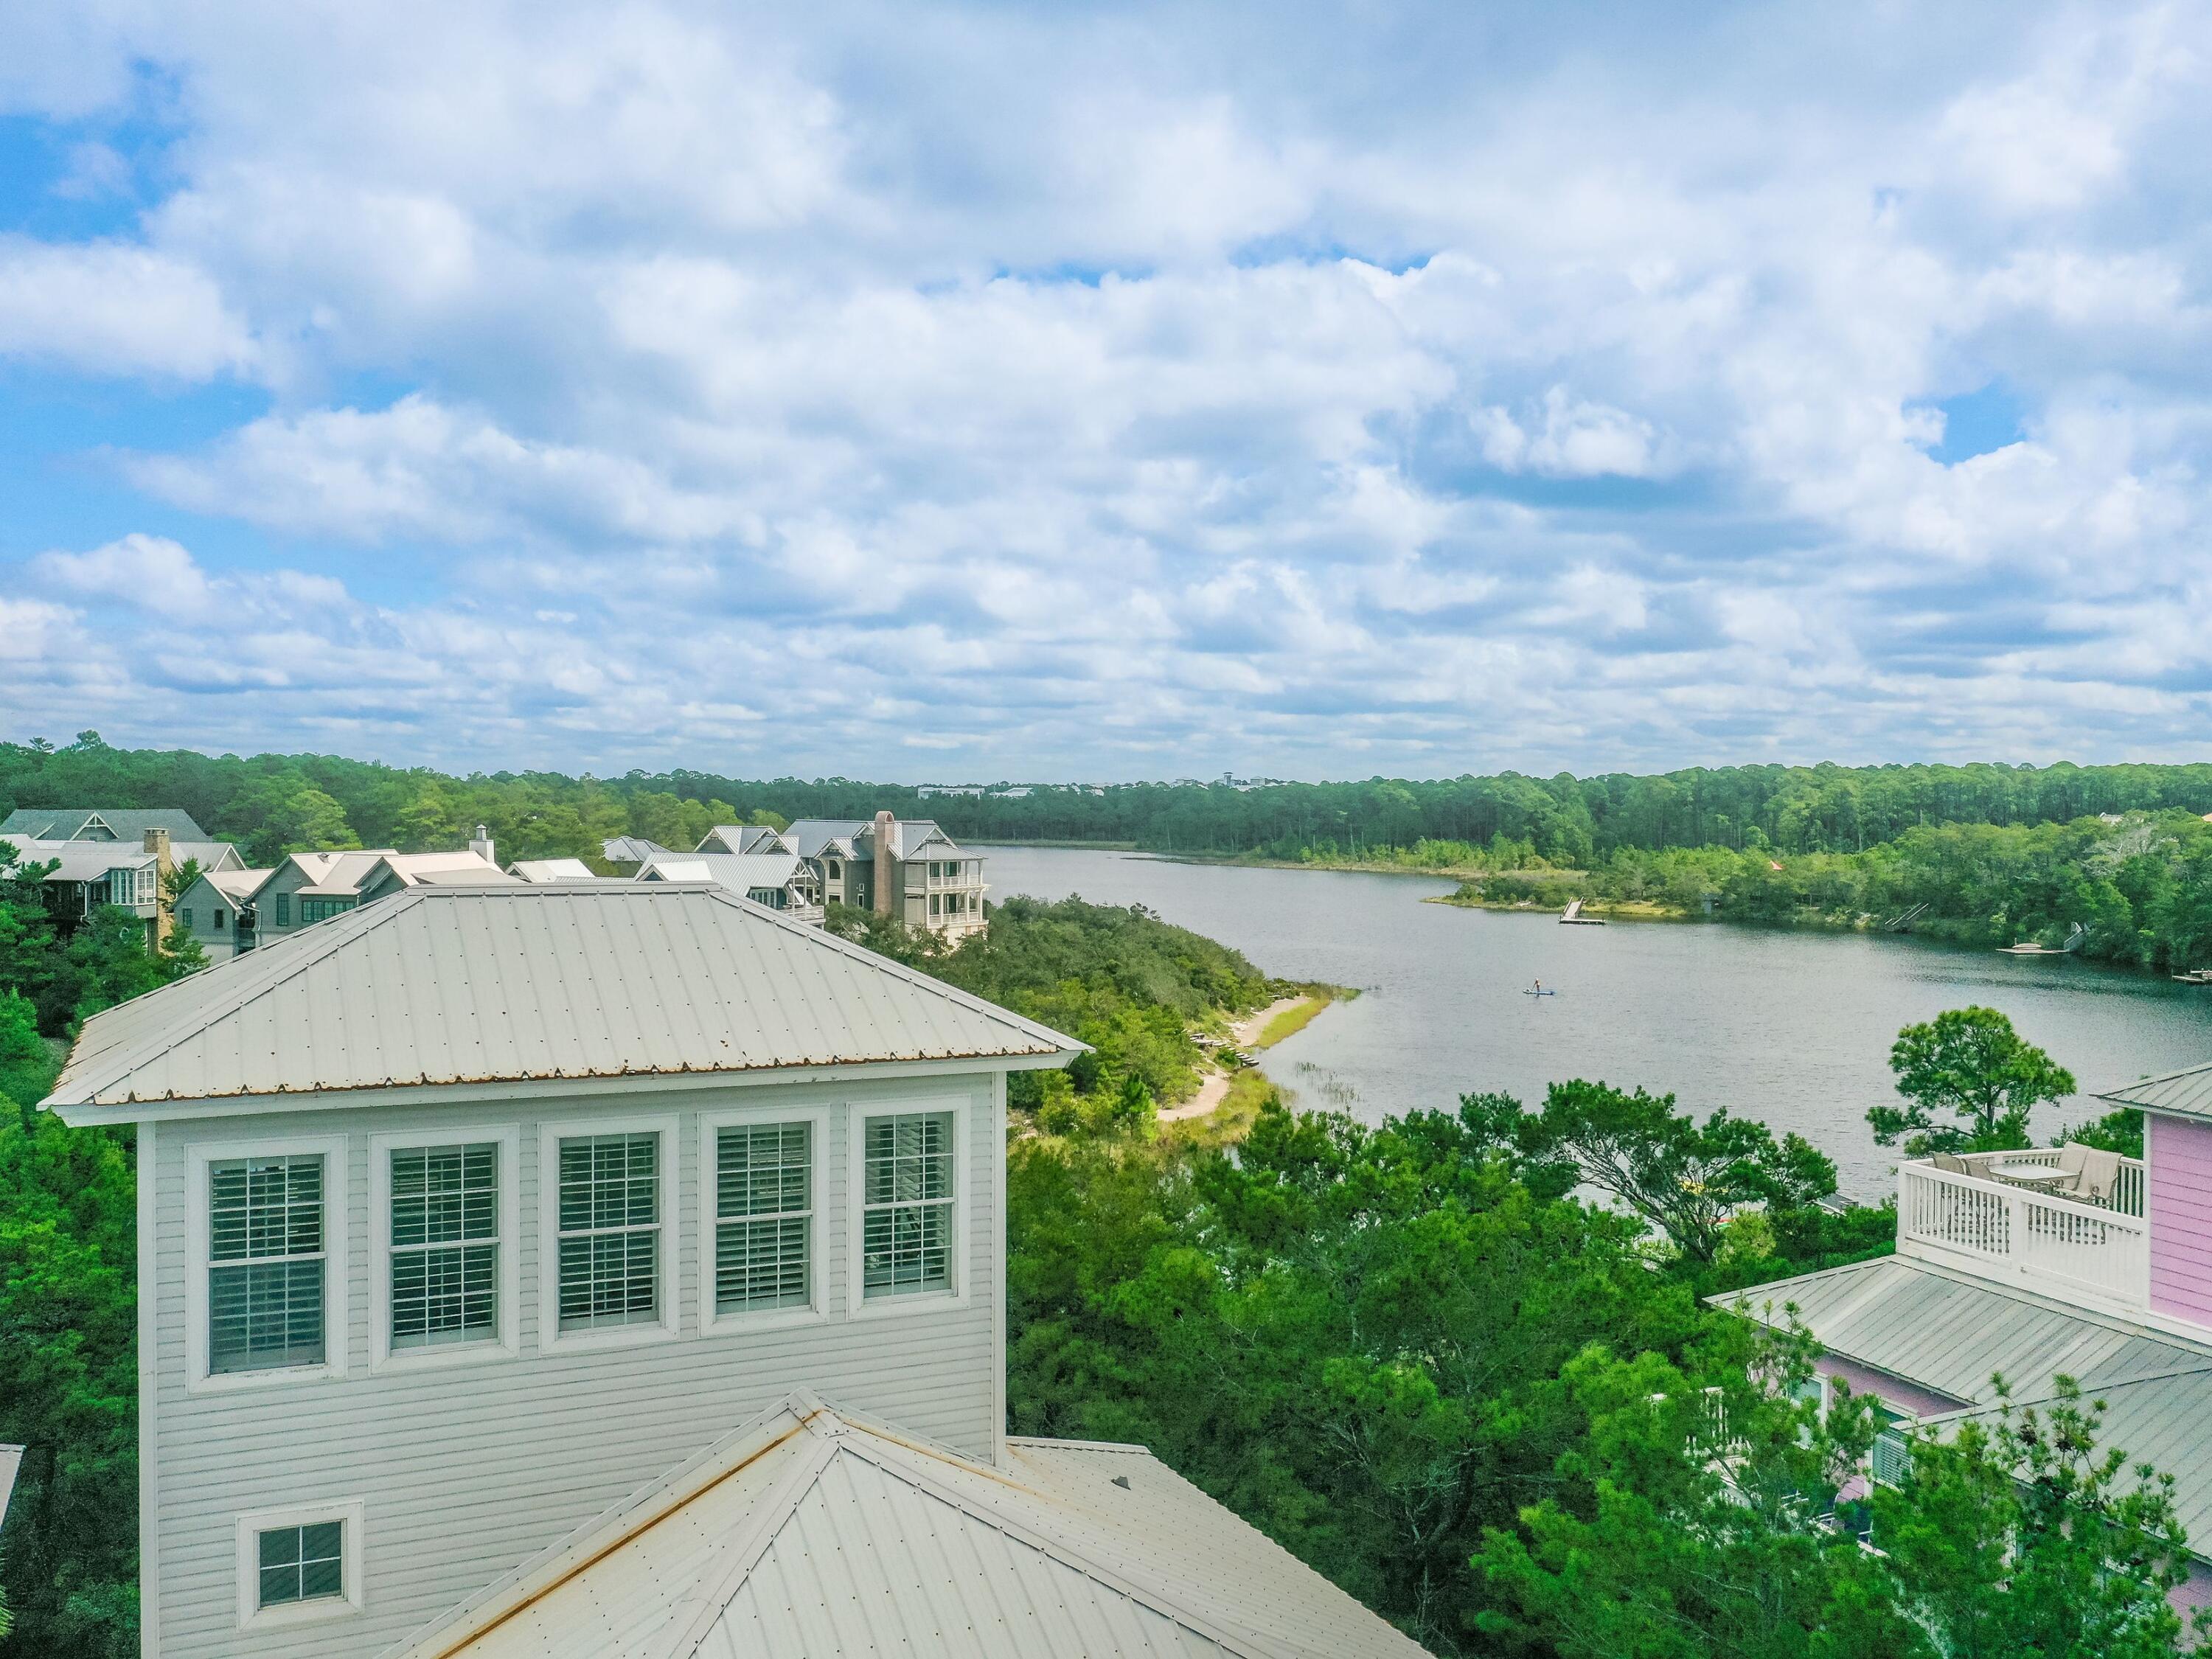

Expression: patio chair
xmin=1931 ymin=1152 xmax=1969 ymax=1175
xmin=2073 ymin=1147 xmax=2123 ymax=1207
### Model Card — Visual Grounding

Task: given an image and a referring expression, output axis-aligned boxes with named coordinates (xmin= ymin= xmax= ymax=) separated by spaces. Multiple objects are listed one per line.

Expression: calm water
xmin=981 ymin=846 xmax=2212 ymax=1197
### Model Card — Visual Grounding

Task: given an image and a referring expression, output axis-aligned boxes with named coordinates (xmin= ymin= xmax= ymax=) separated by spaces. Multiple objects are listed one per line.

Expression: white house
xmin=635 ymin=849 xmax=824 ymax=925
xmin=40 ymin=882 xmax=1425 ymax=1659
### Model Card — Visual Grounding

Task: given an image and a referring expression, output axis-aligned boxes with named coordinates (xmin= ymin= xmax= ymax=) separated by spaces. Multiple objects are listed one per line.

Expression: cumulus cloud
xmin=0 ymin=0 xmax=2210 ymax=773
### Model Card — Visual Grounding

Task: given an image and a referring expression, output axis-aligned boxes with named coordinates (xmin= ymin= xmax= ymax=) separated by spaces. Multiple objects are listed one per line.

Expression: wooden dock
xmin=1559 ymin=897 xmax=1606 ymax=925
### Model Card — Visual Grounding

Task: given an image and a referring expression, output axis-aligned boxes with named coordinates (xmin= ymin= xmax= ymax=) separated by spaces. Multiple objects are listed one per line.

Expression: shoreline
xmin=1159 ymin=990 xmax=1343 ymax=1129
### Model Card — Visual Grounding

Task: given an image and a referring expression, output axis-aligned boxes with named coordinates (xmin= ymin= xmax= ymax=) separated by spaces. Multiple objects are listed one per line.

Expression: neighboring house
xmin=230 ymin=837 xmax=511 ymax=954
xmin=635 ymin=851 xmax=824 ymax=925
xmin=787 ymin=813 xmax=988 ymax=939
xmin=173 ymin=867 xmax=274 ymax=964
xmin=507 ymin=858 xmax=599 ymax=883
xmin=37 ymin=883 xmax=1428 ymax=1658
xmin=1727 ymin=1058 xmax=2212 ymax=1609
xmin=4 ymin=824 xmax=246 ymax=952
xmin=599 ymin=835 xmax=672 ymax=869
xmin=0 ymin=806 xmax=212 ymax=843
xmin=695 ymin=824 xmax=793 ymax=855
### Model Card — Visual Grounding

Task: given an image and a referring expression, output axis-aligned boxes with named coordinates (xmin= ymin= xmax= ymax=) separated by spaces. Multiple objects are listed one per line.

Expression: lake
xmin=980 ymin=846 xmax=2212 ymax=1198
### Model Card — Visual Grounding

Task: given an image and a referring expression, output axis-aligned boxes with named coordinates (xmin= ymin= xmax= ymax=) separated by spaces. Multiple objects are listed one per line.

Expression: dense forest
xmin=7 ymin=733 xmax=2212 ymax=866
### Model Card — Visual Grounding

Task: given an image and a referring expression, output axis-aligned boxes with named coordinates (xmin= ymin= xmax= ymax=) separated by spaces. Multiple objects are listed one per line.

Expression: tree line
xmin=10 ymin=733 xmax=2212 ymax=870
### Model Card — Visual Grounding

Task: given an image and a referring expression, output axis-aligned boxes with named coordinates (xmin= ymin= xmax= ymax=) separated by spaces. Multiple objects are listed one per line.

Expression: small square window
xmin=258 ymin=1521 xmax=344 ymax=1608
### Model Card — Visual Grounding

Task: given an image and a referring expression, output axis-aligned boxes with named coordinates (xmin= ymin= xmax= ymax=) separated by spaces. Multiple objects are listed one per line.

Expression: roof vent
xmin=1111 ymin=1475 xmax=1131 ymax=1490
xmin=470 ymin=824 xmax=495 ymax=864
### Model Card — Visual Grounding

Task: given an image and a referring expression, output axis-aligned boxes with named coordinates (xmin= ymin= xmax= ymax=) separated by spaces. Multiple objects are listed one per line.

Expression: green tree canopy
xmin=1871 ymin=1006 xmax=2077 ymax=1155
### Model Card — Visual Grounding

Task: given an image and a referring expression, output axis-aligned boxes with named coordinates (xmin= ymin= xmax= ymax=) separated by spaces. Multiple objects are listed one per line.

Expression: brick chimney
xmin=873 ymin=811 xmax=896 ymax=919
xmin=145 ymin=827 xmax=175 ymax=948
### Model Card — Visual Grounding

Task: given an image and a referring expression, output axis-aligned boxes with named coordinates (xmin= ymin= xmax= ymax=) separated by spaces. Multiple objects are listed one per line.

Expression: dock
xmin=1559 ymin=897 xmax=1606 ymax=925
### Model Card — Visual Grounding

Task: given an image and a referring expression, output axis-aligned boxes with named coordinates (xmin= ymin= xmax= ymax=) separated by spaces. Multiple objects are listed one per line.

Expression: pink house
xmin=1731 ymin=1059 xmax=2212 ymax=1606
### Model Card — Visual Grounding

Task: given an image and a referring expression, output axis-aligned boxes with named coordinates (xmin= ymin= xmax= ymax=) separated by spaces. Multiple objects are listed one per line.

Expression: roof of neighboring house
xmin=784 ymin=819 xmax=869 ymax=860
xmin=352 ymin=851 xmax=518 ymax=894
xmin=1720 ymin=1254 xmax=2211 ymax=1409
xmin=507 ymin=858 xmax=599 ymax=883
xmin=1723 ymin=1254 xmax=2212 ymax=1554
xmin=636 ymin=851 xmax=807 ymax=894
xmin=5 ymin=838 xmax=246 ymax=883
xmin=204 ymin=869 xmax=270 ymax=902
xmin=601 ymin=835 xmax=673 ymax=863
xmin=863 ymin=817 xmax=961 ymax=860
xmin=2099 ymin=1060 xmax=2212 ymax=1121
xmin=392 ymin=1392 xmax=1433 ymax=1659
xmin=291 ymin=849 xmax=403 ymax=897
xmin=42 ymin=883 xmax=1079 ymax=1113
xmin=0 ymin=807 xmax=210 ymax=842
xmin=696 ymin=824 xmax=793 ymax=855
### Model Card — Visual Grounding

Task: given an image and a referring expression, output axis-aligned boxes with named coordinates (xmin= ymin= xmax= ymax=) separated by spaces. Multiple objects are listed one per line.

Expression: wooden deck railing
xmin=1897 ymin=1158 xmax=2149 ymax=1313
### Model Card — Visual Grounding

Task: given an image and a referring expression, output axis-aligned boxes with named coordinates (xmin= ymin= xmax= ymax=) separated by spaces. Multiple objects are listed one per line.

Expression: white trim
xmin=846 ymin=1097 xmax=972 ymax=1320
xmin=184 ymin=1134 xmax=349 ymax=1395
xmin=234 ymin=1498 xmax=365 ymax=1632
xmin=369 ymin=1126 xmax=522 ymax=1374
xmin=51 ymin=1051 xmax=1079 ymax=1125
xmin=698 ymin=1103 xmax=832 ymax=1335
xmin=991 ymin=1070 xmax=1007 ymax=1466
xmin=139 ymin=1119 xmax=161 ymax=1659
xmin=538 ymin=1113 xmax=681 ymax=1353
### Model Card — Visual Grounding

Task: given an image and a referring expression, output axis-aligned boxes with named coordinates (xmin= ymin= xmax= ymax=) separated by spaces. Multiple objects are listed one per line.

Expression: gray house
xmin=0 ymin=806 xmax=212 ymax=843
xmin=2 ymin=813 xmax=246 ymax=952
xmin=635 ymin=849 xmax=824 ymax=924
xmin=41 ymin=883 xmax=1424 ymax=1658
xmin=786 ymin=813 xmax=988 ymax=940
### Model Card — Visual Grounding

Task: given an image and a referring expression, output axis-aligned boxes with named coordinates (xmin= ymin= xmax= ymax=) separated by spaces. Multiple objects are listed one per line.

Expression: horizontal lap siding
xmin=153 ymin=1074 xmax=1002 ymax=1659
xmin=2149 ymin=1113 xmax=2212 ymax=1328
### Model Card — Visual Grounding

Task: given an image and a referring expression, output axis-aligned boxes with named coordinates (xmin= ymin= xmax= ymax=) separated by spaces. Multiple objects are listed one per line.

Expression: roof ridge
xmin=1915 ymin=1356 xmax=2212 ymax=1425
xmin=2098 ymin=1058 xmax=2212 ymax=1103
xmin=46 ymin=888 xmax=435 ymax=1108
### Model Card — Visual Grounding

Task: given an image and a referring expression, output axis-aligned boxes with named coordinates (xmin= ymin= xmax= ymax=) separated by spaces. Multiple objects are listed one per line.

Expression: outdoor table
xmin=1984 ymin=1161 xmax=2069 ymax=1192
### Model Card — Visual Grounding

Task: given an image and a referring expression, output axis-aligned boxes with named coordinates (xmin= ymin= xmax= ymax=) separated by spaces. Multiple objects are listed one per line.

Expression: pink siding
xmin=1815 ymin=1355 xmax=1965 ymax=1419
xmin=2148 ymin=1112 xmax=2212 ymax=1326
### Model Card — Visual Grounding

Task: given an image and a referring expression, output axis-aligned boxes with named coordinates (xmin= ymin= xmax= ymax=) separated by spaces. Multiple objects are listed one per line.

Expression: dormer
xmin=42 ymin=882 xmax=1080 ymax=1659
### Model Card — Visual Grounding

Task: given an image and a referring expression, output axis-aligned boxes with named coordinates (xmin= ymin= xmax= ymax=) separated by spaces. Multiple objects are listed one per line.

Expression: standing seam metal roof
xmin=2099 ymin=1060 xmax=2212 ymax=1121
xmin=44 ymin=883 xmax=1077 ymax=1111
xmin=386 ymin=1392 xmax=1434 ymax=1659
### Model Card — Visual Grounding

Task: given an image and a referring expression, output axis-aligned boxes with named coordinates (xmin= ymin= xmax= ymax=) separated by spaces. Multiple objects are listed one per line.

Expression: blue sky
xmin=3 ymin=1 xmax=2210 ymax=781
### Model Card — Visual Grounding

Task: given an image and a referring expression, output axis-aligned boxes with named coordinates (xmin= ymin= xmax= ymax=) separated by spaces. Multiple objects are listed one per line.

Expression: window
xmin=181 ymin=907 xmax=193 ymax=929
xmin=234 ymin=1501 xmax=364 ymax=1630
xmin=208 ymin=1155 xmax=326 ymax=1374
xmin=273 ymin=893 xmax=291 ymax=926
xmin=258 ymin=1520 xmax=344 ymax=1607
xmin=555 ymin=1132 xmax=663 ymax=1332
xmin=215 ymin=908 xmax=227 ymax=930
xmin=714 ymin=1122 xmax=813 ymax=1313
xmin=300 ymin=897 xmax=355 ymax=924
xmin=108 ymin=866 xmax=153 ymax=906
xmin=827 ymin=858 xmax=841 ymax=876
xmin=389 ymin=1143 xmax=498 ymax=1349
xmin=930 ymin=894 xmax=942 ymax=917
xmin=862 ymin=1113 xmax=956 ymax=1299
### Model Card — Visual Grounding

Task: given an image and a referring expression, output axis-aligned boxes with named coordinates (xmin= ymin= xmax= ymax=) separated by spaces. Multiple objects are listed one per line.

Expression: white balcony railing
xmin=1897 ymin=1155 xmax=2149 ymax=1313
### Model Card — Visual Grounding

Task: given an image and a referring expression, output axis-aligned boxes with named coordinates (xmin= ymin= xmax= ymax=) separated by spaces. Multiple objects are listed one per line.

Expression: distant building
xmin=634 ymin=849 xmax=824 ymax=925
xmin=695 ymin=824 xmax=794 ymax=855
xmin=172 ymin=866 xmax=274 ymax=963
xmin=3 ymin=811 xmax=246 ymax=952
xmin=506 ymin=858 xmax=599 ymax=883
xmin=599 ymin=835 xmax=673 ymax=869
xmin=182 ymin=831 xmax=512 ymax=959
xmin=786 ymin=813 xmax=987 ymax=939
xmin=43 ymin=883 xmax=1427 ymax=1659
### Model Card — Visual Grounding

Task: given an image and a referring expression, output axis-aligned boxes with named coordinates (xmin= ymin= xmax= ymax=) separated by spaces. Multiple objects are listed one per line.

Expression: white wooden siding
xmin=147 ymin=1071 xmax=1002 ymax=1659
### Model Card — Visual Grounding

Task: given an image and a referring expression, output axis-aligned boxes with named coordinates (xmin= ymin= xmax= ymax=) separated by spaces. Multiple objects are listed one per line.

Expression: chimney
xmin=873 ymin=811 xmax=896 ymax=919
xmin=145 ymin=827 xmax=175 ymax=947
xmin=470 ymin=824 xmax=495 ymax=866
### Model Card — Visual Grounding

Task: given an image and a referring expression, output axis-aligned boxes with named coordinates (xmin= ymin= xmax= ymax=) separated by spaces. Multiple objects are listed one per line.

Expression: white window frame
xmin=699 ymin=1104 xmax=831 ymax=1335
xmin=234 ymin=1499 xmax=365 ymax=1632
xmin=186 ymin=1135 xmax=349 ymax=1395
xmin=847 ymin=1099 xmax=970 ymax=1319
xmin=369 ymin=1126 xmax=522 ymax=1374
xmin=538 ymin=1113 xmax=681 ymax=1353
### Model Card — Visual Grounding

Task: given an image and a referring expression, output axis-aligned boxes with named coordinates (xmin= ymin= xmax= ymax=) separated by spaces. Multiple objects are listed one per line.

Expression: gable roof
xmin=43 ymin=883 xmax=1077 ymax=1116
xmin=0 ymin=807 xmax=209 ymax=842
xmin=785 ymin=819 xmax=869 ymax=860
xmin=507 ymin=858 xmax=599 ymax=883
xmin=601 ymin=835 xmax=674 ymax=864
xmin=4 ymin=838 xmax=246 ymax=883
xmin=389 ymin=1393 xmax=1433 ymax=1659
xmin=696 ymin=824 xmax=793 ymax=855
xmin=637 ymin=850 xmax=807 ymax=894
xmin=2099 ymin=1060 xmax=2212 ymax=1121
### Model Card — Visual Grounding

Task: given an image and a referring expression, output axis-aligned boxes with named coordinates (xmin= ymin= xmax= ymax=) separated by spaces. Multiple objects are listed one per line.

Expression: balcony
xmin=1896 ymin=1147 xmax=2146 ymax=1314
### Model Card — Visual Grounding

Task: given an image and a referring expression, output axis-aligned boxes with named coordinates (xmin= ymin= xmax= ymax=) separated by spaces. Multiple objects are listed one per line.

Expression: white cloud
xmin=0 ymin=0 xmax=2209 ymax=773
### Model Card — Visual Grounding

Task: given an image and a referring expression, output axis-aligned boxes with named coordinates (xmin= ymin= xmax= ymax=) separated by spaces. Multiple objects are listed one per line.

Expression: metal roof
xmin=0 ymin=807 xmax=210 ymax=841
xmin=1724 ymin=1256 xmax=2212 ymax=1553
xmin=696 ymin=824 xmax=793 ymax=855
xmin=507 ymin=858 xmax=598 ymax=883
xmin=636 ymin=850 xmax=807 ymax=893
xmin=600 ymin=835 xmax=674 ymax=863
xmin=388 ymin=1392 xmax=1433 ymax=1659
xmin=1720 ymin=1255 xmax=2212 ymax=1408
xmin=44 ymin=883 xmax=1077 ymax=1113
xmin=6 ymin=838 xmax=244 ymax=882
xmin=2099 ymin=1060 xmax=2212 ymax=1121
xmin=785 ymin=819 xmax=869 ymax=860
